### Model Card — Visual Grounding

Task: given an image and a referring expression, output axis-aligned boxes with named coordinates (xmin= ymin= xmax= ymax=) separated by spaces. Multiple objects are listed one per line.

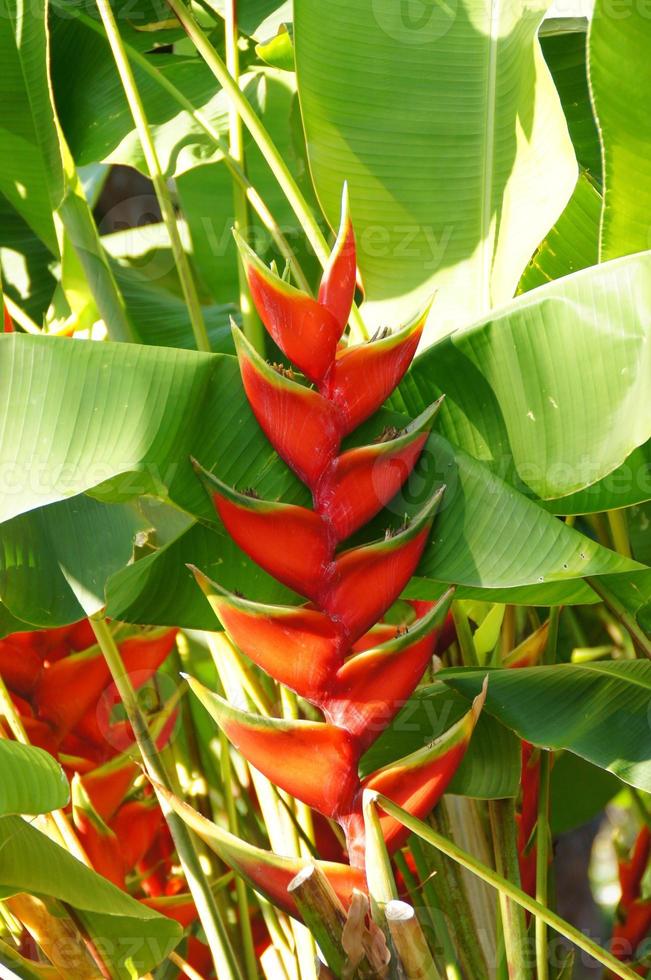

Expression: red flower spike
xmin=620 ymin=826 xmax=651 ymax=912
xmin=322 ymin=488 xmax=444 ymax=642
xmin=186 ymin=675 xmax=359 ymax=818
xmin=324 ymin=589 xmax=454 ymax=747
xmin=346 ymin=680 xmax=487 ymax=862
xmin=154 ymin=781 xmax=366 ymax=918
xmin=232 ymin=327 xmax=340 ymax=488
xmin=315 ymin=400 xmax=443 ymax=543
xmin=234 ymin=233 xmax=342 ymax=383
xmin=110 ymin=799 xmax=163 ymax=870
xmin=194 ymin=466 xmax=331 ymax=599
xmin=71 ymin=775 xmax=125 ymax=888
xmin=503 ymin=620 xmax=550 ymax=669
xmin=81 ymin=754 xmax=139 ymax=821
xmin=3 ymin=304 xmax=14 ymax=332
xmin=317 ymin=184 xmax=357 ymax=334
xmin=120 ymin=628 xmax=178 ymax=678
xmin=141 ymin=893 xmax=199 ymax=928
xmin=320 ymin=304 xmax=430 ymax=436
xmin=190 ymin=211 xmax=474 ymax=882
xmin=190 ymin=567 xmax=343 ymax=701
xmin=0 ymin=638 xmax=42 ymax=696
xmin=33 ymin=648 xmax=109 ymax=738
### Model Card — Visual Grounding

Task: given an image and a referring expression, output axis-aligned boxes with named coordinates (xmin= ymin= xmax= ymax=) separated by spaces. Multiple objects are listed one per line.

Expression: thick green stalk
xmin=385 ymin=901 xmax=442 ymax=980
xmin=165 ymin=0 xmax=369 ymax=341
xmin=488 ymin=799 xmax=531 ymax=980
xmin=373 ymin=794 xmax=640 ymax=980
xmin=71 ymin=7 xmax=310 ymax=293
xmin=218 ymin=730 xmax=258 ymax=980
xmin=451 ymin=602 xmax=479 ymax=667
xmin=89 ymin=616 xmax=243 ymax=980
xmin=536 ymin=604 xmax=560 ymax=978
xmin=607 ymin=509 xmax=632 ymax=559
xmin=394 ymin=850 xmax=456 ymax=980
xmin=96 ymin=0 xmax=211 ymax=353
xmin=586 ymin=577 xmax=651 ymax=658
xmin=224 ymin=0 xmax=264 ymax=352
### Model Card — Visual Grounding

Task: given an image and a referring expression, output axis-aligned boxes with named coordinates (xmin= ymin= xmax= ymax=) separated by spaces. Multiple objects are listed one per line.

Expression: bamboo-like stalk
xmin=287 ymin=864 xmax=348 ymax=974
xmin=394 ymin=850 xmax=460 ymax=980
xmin=586 ymin=577 xmax=651 ymax=658
xmin=451 ymin=602 xmax=479 ymax=667
xmin=607 ymin=508 xmax=632 ymax=559
xmin=69 ymin=8 xmax=311 ymax=293
xmin=373 ymin=793 xmax=641 ymax=980
xmin=411 ymin=820 xmax=488 ymax=980
xmin=89 ymin=616 xmax=243 ymax=980
xmin=165 ymin=0 xmax=369 ymax=341
xmin=95 ymin=0 xmax=211 ymax=353
xmin=385 ymin=901 xmax=442 ymax=980
xmin=224 ymin=0 xmax=264 ymax=352
xmin=488 ymin=799 xmax=531 ymax=980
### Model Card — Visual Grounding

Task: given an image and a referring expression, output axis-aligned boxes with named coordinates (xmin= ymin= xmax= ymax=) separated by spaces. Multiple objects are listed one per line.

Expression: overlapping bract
xmin=0 ymin=621 xmax=198 ymax=926
xmin=190 ymin=195 xmax=483 ymax=905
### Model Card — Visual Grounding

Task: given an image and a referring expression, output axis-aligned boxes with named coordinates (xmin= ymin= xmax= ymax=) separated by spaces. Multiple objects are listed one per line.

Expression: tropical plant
xmin=0 ymin=0 xmax=650 ymax=977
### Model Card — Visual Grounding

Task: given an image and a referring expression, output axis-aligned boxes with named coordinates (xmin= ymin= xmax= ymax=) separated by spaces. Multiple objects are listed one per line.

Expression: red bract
xmin=611 ymin=826 xmax=651 ymax=975
xmin=190 ymin=196 xmax=481 ymax=904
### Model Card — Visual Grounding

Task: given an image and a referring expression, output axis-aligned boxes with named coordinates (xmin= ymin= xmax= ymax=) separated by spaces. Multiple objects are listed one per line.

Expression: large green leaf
xmin=0 ymin=495 xmax=147 ymax=624
xmin=51 ymin=10 xmax=229 ymax=179
xmin=0 ymin=741 xmax=69 ymax=817
xmin=517 ymin=172 xmax=600 ymax=294
xmin=0 ymin=335 xmax=643 ymax=624
xmin=294 ymin=0 xmax=577 ymax=340
xmin=360 ymin=681 xmax=521 ymax=799
xmin=0 ymin=0 xmax=64 ymax=253
xmin=0 ymin=815 xmax=181 ymax=978
xmin=589 ymin=0 xmax=651 ymax=260
xmin=438 ymin=662 xmax=651 ymax=791
xmin=393 ymin=251 xmax=651 ymax=500
xmin=540 ymin=23 xmax=600 ymax=182
xmin=544 ymin=440 xmax=651 ymax=516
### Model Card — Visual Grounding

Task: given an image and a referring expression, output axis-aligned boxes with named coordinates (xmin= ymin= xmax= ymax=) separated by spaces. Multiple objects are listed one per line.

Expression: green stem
xmin=374 ymin=793 xmax=640 ymax=980
xmin=451 ymin=601 xmax=479 ymax=667
xmin=96 ymin=0 xmax=211 ymax=353
xmin=536 ymin=604 xmax=560 ymax=978
xmin=165 ymin=0 xmax=369 ymax=341
xmin=607 ymin=509 xmax=632 ymax=559
xmin=410 ymin=831 xmax=483 ymax=979
xmin=394 ymin=850 xmax=454 ymax=980
xmin=535 ymin=751 xmax=552 ymax=980
xmin=89 ymin=616 xmax=243 ymax=980
xmin=219 ymin=730 xmax=258 ymax=980
xmin=73 ymin=7 xmax=310 ymax=294
xmin=586 ymin=576 xmax=651 ymax=659
xmin=224 ymin=0 xmax=264 ymax=353
xmin=488 ymin=799 xmax=531 ymax=980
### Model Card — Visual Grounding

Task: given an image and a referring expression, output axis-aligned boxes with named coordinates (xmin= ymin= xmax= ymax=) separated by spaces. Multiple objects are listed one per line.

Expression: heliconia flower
xmin=3 ymin=304 xmax=13 ymax=332
xmin=71 ymin=775 xmax=125 ymax=889
xmin=190 ymin=192 xmax=476 ymax=898
xmin=110 ymin=799 xmax=164 ymax=870
xmin=155 ymin=780 xmax=366 ymax=916
xmin=505 ymin=621 xmax=551 ymax=901
xmin=140 ymin=892 xmax=199 ymax=928
xmin=611 ymin=826 xmax=651 ymax=974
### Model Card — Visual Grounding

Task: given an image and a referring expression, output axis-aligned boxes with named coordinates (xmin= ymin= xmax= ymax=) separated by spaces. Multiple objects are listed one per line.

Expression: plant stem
xmin=96 ymin=0 xmax=211 ymax=353
xmin=395 ymin=850 xmax=456 ymax=980
xmin=89 ymin=616 xmax=243 ymax=980
xmin=451 ymin=601 xmax=479 ymax=667
xmin=218 ymin=730 xmax=258 ymax=980
xmin=488 ymin=799 xmax=531 ymax=980
xmin=224 ymin=0 xmax=264 ymax=353
xmin=607 ymin=509 xmax=632 ymax=559
xmin=535 ymin=750 xmax=552 ymax=980
xmin=287 ymin=864 xmax=347 ymax=974
xmin=165 ymin=0 xmax=369 ymax=340
xmin=73 ymin=7 xmax=311 ymax=294
xmin=385 ymin=901 xmax=442 ymax=980
xmin=586 ymin=576 xmax=651 ymax=659
xmin=374 ymin=793 xmax=640 ymax=980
